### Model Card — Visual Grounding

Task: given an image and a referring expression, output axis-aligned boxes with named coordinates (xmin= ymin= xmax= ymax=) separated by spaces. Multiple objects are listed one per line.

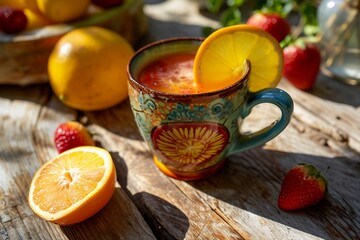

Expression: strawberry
xmin=246 ymin=13 xmax=290 ymax=42
xmin=0 ymin=7 xmax=27 ymax=34
xmin=54 ymin=121 xmax=95 ymax=153
xmin=278 ymin=163 xmax=327 ymax=211
xmin=283 ymin=41 xmax=321 ymax=90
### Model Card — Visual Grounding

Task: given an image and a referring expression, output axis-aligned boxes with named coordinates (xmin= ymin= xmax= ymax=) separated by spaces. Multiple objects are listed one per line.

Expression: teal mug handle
xmin=229 ymin=88 xmax=293 ymax=154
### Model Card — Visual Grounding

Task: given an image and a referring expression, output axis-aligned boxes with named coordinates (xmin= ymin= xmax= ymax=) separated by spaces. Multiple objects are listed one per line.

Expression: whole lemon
xmin=20 ymin=0 xmax=39 ymax=11
xmin=0 ymin=0 xmax=38 ymax=11
xmin=48 ymin=26 xmax=134 ymax=111
xmin=37 ymin=0 xmax=89 ymax=23
xmin=24 ymin=9 xmax=52 ymax=30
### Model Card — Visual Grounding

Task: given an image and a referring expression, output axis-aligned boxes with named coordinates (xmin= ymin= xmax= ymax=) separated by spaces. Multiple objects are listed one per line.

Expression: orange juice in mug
xmin=138 ymin=52 xmax=198 ymax=94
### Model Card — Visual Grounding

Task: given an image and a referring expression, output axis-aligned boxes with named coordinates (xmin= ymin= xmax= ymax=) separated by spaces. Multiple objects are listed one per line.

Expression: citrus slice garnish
xmin=193 ymin=24 xmax=284 ymax=92
xmin=28 ymin=146 xmax=116 ymax=225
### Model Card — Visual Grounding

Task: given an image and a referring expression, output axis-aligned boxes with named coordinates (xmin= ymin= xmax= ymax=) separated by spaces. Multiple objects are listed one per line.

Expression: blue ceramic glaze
xmin=128 ymin=38 xmax=294 ymax=180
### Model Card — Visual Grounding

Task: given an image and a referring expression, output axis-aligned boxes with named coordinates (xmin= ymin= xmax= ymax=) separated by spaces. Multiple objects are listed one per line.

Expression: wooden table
xmin=1 ymin=0 xmax=360 ymax=239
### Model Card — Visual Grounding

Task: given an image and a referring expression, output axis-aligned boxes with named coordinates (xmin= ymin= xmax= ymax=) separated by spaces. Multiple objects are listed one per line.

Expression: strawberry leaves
xmin=203 ymin=0 xmax=319 ymax=37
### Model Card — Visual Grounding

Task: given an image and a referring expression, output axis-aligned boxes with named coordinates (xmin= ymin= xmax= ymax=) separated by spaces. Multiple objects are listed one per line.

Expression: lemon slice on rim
xmin=193 ymin=24 xmax=284 ymax=92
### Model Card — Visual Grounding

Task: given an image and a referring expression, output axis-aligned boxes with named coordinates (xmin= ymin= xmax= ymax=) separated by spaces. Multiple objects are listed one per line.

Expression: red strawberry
xmin=283 ymin=41 xmax=321 ymax=90
xmin=0 ymin=7 xmax=27 ymax=34
xmin=278 ymin=164 xmax=327 ymax=211
xmin=246 ymin=13 xmax=290 ymax=42
xmin=54 ymin=121 xmax=95 ymax=153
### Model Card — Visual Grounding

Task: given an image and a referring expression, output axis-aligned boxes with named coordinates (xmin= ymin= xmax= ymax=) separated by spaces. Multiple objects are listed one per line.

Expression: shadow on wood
xmin=133 ymin=191 xmax=190 ymax=240
xmin=60 ymin=188 xmax=156 ymax=240
xmin=188 ymin=149 xmax=360 ymax=239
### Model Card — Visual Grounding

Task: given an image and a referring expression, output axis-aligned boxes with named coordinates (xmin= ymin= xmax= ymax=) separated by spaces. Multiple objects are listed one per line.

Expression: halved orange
xmin=28 ymin=146 xmax=116 ymax=225
xmin=193 ymin=24 xmax=284 ymax=92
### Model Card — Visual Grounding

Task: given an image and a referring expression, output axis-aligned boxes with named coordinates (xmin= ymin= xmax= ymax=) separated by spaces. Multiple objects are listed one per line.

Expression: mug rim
xmin=127 ymin=37 xmax=251 ymax=99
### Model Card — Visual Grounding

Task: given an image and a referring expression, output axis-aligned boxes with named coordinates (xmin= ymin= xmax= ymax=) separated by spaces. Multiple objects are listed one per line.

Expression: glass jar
xmin=317 ymin=0 xmax=360 ymax=85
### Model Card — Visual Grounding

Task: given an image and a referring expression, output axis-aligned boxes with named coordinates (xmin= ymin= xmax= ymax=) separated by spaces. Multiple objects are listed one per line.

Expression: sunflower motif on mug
xmin=152 ymin=123 xmax=229 ymax=164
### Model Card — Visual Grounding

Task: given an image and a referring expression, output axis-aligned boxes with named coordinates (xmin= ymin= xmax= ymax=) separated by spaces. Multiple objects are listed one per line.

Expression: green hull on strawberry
xmin=278 ymin=163 xmax=327 ymax=211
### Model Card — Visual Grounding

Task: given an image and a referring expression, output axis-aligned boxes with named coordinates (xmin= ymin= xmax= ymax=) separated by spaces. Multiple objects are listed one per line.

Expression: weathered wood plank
xmin=0 ymin=85 xmax=155 ymax=239
xmin=86 ymin=78 xmax=360 ymax=239
xmin=1 ymin=0 xmax=360 ymax=239
xmin=0 ymin=85 xmax=69 ymax=240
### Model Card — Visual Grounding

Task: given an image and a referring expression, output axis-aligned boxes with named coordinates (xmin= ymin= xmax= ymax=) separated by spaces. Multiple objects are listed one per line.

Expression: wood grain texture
xmin=1 ymin=0 xmax=360 ymax=239
xmin=79 ymin=75 xmax=360 ymax=240
xmin=0 ymin=85 xmax=155 ymax=240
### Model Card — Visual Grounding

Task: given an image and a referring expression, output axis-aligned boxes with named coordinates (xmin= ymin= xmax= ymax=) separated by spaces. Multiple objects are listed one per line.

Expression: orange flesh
xmin=32 ymin=151 xmax=105 ymax=213
xmin=193 ymin=25 xmax=283 ymax=92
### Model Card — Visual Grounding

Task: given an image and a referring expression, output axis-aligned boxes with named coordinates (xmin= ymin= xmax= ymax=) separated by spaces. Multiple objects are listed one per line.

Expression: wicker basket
xmin=0 ymin=0 xmax=147 ymax=85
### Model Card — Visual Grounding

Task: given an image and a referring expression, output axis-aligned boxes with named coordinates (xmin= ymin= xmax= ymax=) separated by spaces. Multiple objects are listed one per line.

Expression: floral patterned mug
xmin=127 ymin=38 xmax=293 ymax=180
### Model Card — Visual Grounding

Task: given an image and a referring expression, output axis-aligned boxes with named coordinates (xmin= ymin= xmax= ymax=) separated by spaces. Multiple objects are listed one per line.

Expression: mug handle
xmin=229 ymin=88 xmax=293 ymax=154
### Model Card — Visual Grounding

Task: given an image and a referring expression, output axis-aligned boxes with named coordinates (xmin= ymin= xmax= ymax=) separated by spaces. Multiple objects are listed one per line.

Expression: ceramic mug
xmin=127 ymin=38 xmax=293 ymax=180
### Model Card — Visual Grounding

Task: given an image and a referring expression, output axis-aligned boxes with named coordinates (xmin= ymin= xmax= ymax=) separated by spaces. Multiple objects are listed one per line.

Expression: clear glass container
xmin=317 ymin=0 xmax=360 ymax=85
